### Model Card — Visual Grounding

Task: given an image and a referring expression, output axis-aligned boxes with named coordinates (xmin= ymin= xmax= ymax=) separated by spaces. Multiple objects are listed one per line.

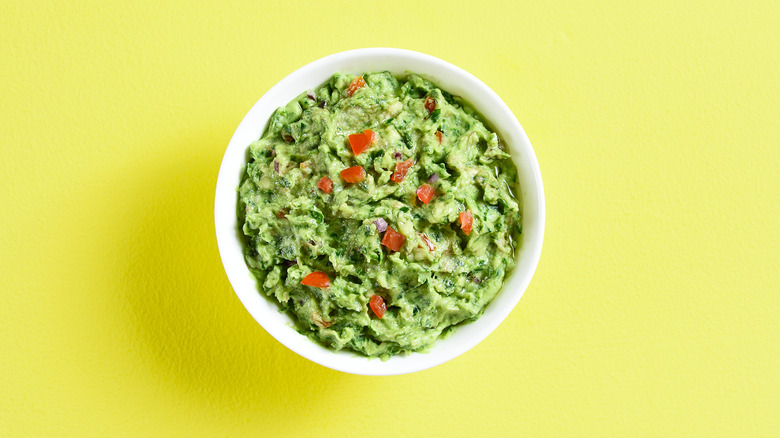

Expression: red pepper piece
xmin=317 ymin=176 xmax=333 ymax=194
xmin=369 ymin=295 xmax=386 ymax=318
xmin=347 ymin=76 xmax=366 ymax=97
xmin=391 ymin=158 xmax=414 ymax=183
xmin=348 ymin=129 xmax=375 ymax=155
xmin=381 ymin=226 xmax=405 ymax=252
xmin=416 ymin=183 xmax=435 ymax=204
xmin=301 ymin=271 xmax=330 ymax=288
xmin=340 ymin=166 xmax=366 ymax=183
xmin=460 ymin=210 xmax=473 ymax=235
xmin=424 ymin=96 xmax=436 ymax=113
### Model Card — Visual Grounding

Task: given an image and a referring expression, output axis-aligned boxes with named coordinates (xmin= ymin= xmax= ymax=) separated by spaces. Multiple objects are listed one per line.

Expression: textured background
xmin=2 ymin=0 xmax=778 ymax=436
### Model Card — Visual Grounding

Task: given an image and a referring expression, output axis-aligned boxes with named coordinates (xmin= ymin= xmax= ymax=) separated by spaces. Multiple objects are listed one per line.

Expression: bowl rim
xmin=214 ymin=48 xmax=545 ymax=375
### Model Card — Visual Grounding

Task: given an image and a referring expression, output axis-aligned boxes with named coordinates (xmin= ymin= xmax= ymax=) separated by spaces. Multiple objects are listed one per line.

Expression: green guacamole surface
xmin=238 ymin=72 xmax=522 ymax=359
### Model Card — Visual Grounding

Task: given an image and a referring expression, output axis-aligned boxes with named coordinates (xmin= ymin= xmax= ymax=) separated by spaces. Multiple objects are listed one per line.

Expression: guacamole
xmin=238 ymin=72 xmax=522 ymax=359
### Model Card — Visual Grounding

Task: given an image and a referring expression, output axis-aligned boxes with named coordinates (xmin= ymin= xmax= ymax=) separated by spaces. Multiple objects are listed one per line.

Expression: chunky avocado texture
xmin=238 ymin=72 xmax=522 ymax=360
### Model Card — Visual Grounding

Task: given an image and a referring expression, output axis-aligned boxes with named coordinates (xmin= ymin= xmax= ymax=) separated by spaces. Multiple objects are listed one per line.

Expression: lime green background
xmin=2 ymin=0 xmax=778 ymax=436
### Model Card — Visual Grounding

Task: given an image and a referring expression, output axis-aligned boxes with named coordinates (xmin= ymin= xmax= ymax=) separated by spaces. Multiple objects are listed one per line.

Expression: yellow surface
xmin=2 ymin=0 xmax=778 ymax=436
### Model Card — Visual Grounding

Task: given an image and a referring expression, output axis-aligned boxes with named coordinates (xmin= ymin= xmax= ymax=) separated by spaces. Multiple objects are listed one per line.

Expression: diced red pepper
xmin=460 ymin=210 xmax=473 ymax=235
xmin=347 ymin=76 xmax=366 ymax=97
xmin=436 ymin=130 xmax=443 ymax=143
xmin=301 ymin=271 xmax=330 ymax=288
xmin=391 ymin=158 xmax=414 ymax=183
xmin=340 ymin=166 xmax=366 ymax=183
xmin=419 ymin=233 xmax=436 ymax=251
xmin=416 ymin=183 xmax=435 ymax=204
xmin=317 ymin=176 xmax=333 ymax=194
xmin=369 ymin=294 xmax=386 ymax=318
xmin=381 ymin=226 xmax=405 ymax=252
xmin=348 ymin=129 xmax=375 ymax=156
xmin=424 ymin=96 xmax=436 ymax=113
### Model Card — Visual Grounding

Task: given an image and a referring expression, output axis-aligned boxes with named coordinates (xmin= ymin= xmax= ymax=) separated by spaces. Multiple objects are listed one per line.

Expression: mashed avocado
xmin=238 ymin=72 xmax=522 ymax=359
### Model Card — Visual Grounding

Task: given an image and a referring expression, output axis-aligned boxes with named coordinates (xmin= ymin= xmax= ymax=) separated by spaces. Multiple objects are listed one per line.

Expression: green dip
xmin=238 ymin=72 xmax=522 ymax=359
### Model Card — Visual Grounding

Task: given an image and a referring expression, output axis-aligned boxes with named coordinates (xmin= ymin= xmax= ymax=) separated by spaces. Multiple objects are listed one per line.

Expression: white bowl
xmin=214 ymin=48 xmax=544 ymax=375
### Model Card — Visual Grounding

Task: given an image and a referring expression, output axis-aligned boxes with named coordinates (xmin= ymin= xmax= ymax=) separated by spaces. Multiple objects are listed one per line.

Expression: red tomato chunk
xmin=301 ymin=271 xmax=330 ymax=288
xmin=348 ymin=129 xmax=375 ymax=156
xmin=346 ymin=76 xmax=366 ymax=97
xmin=460 ymin=210 xmax=473 ymax=235
xmin=416 ymin=183 xmax=435 ymax=204
xmin=317 ymin=176 xmax=333 ymax=193
xmin=381 ymin=226 xmax=405 ymax=252
xmin=424 ymin=96 xmax=436 ymax=113
xmin=341 ymin=166 xmax=366 ymax=183
xmin=391 ymin=158 xmax=414 ymax=183
xmin=370 ymin=295 xmax=386 ymax=318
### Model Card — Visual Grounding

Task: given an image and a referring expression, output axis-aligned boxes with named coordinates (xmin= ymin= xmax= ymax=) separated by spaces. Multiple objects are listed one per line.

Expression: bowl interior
xmin=215 ymin=48 xmax=544 ymax=375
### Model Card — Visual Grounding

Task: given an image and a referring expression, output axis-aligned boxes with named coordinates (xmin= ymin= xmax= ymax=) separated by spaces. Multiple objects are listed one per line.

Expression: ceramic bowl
xmin=214 ymin=48 xmax=544 ymax=375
